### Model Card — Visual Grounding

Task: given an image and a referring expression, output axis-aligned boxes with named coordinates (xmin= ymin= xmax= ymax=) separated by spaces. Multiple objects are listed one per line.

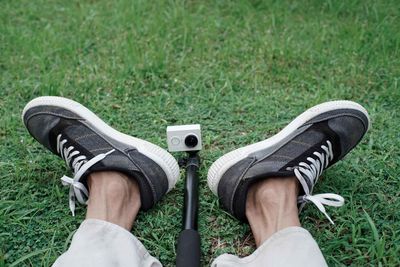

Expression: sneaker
xmin=207 ymin=100 xmax=370 ymax=224
xmin=22 ymin=96 xmax=180 ymax=215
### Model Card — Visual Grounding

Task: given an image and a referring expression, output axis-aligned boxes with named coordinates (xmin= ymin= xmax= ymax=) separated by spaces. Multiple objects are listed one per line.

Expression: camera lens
xmin=184 ymin=134 xmax=198 ymax=148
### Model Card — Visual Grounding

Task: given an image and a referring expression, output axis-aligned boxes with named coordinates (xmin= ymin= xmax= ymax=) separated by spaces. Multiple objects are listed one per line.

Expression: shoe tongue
xmin=63 ymin=124 xmax=90 ymax=140
xmin=50 ymin=124 xmax=96 ymax=162
xmin=59 ymin=126 xmax=137 ymax=173
xmin=62 ymin=125 xmax=112 ymax=155
xmin=244 ymin=158 xmax=295 ymax=180
xmin=243 ymin=129 xmax=327 ymax=180
xmin=263 ymin=128 xmax=325 ymax=168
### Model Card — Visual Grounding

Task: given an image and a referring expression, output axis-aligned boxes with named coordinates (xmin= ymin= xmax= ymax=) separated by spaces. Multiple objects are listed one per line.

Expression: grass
xmin=1 ymin=0 xmax=399 ymax=266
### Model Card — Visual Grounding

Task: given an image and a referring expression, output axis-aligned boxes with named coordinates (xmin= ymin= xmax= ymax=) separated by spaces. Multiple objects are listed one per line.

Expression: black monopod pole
xmin=176 ymin=151 xmax=201 ymax=267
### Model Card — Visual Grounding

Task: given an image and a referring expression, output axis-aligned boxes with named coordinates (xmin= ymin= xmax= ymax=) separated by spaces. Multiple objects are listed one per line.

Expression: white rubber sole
xmin=22 ymin=96 xmax=180 ymax=191
xmin=207 ymin=100 xmax=370 ymax=195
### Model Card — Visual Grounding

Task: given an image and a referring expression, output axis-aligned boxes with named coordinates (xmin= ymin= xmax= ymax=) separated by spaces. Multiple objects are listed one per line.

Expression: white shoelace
xmin=293 ymin=140 xmax=345 ymax=224
xmin=57 ymin=134 xmax=115 ymax=216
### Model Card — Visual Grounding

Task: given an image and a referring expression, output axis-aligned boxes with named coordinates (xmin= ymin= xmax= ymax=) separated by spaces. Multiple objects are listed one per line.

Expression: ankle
xmin=245 ymin=177 xmax=301 ymax=247
xmin=246 ymin=177 xmax=299 ymax=210
xmin=86 ymin=171 xmax=141 ymax=230
xmin=88 ymin=172 xmax=137 ymax=201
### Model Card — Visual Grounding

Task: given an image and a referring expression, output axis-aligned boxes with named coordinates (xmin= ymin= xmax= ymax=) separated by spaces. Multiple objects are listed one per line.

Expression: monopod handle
xmin=176 ymin=229 xmax=201 ymax=267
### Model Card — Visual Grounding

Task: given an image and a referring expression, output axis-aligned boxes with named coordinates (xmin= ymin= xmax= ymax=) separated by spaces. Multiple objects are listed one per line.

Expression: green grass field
xmin=1 ymin=0 xmax=399 ymax=266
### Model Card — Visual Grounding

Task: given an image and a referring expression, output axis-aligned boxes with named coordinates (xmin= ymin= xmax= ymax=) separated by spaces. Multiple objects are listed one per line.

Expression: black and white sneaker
xmin=207 ymin=100 xmax=370 ymax=224
xmin=22 ymin=96 xmax=180 ymax=216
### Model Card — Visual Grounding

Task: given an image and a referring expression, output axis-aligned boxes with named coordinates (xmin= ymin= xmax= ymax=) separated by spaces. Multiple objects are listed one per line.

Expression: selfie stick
xmin=176 ymin=151 xmax=201 ymax=267
xmin=167 ymin=125 xmax=202 ymax=267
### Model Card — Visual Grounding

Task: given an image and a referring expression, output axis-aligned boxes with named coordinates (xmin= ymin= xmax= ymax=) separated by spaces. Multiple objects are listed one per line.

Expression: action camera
xmin=167 ymin=124 xmax=202 ymax=152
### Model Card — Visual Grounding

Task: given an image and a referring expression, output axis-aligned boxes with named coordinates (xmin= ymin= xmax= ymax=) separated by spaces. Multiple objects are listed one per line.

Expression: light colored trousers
xmin=53 ymin=219 xmax=327 ymax=267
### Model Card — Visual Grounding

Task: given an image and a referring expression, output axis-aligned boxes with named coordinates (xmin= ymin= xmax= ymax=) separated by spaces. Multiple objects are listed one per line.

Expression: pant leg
xmin=53 ymin=219 xmax=162 ymax=267
xmin=211 ymin=226 xmax=327 ymax=267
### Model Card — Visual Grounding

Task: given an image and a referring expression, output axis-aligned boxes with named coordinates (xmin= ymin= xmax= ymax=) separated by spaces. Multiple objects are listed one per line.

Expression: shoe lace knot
xmin=57 ymin=134 xmax=115 ymax=216
xmin=293 ymin=140 xmax=345 ymax=224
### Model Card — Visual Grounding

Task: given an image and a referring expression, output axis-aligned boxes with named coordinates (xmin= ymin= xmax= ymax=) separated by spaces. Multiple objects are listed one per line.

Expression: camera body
xmin=167 ymin=124 xmax=202 ymax=152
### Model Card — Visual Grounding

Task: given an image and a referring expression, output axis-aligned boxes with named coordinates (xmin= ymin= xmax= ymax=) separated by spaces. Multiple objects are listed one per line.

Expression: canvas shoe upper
xmin=207 ymin=100 xmax=370 ymax=223
xmin=22 ymin=96 xmax=180 ymax=215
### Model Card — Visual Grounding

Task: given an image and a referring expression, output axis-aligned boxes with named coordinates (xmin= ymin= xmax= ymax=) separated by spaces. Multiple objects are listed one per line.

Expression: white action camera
xmin=167 ymin=124 xmax=202 ymax=152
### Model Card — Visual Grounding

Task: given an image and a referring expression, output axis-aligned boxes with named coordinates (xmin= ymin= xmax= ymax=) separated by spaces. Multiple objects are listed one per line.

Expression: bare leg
xmin=86 ymin=171 xmax=141 ymax=230
xmin=53 ymin=171 xmax=164 ymax=266
xmin=246 ymin=176 xmax=301 ymax=247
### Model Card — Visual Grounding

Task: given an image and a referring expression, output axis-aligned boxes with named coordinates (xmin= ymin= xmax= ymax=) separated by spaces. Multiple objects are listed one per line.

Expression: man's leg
xmin=22 ymin=97 xmax=181 ymax=267
xmin=211 ymin=177 xmax=327 ymax=267
xmin=249 ymin=177 xmax=326 ymax=266
xmin=208 ymin=101 xmax=370 ymax=266
xmin=86 ymin=171 xmax=141 ymax=230
xmin=53 ymin=171 xmax=162 ymax=267
xmin=246 ymin=177 xmax=300 ymax=246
